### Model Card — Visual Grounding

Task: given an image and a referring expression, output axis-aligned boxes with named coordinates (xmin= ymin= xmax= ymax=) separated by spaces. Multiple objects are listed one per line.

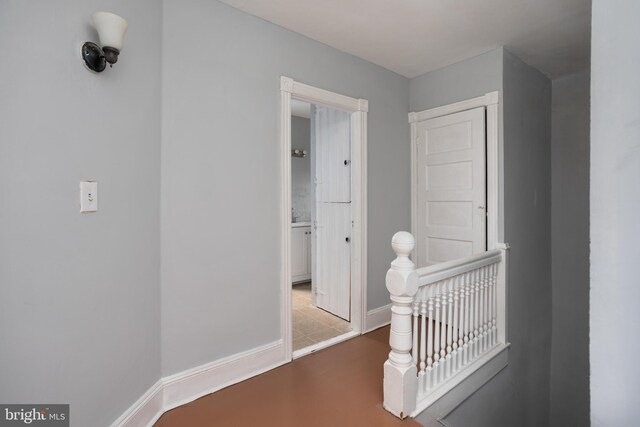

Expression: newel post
xmin=383 ymin=232 xmax=419 ymax=419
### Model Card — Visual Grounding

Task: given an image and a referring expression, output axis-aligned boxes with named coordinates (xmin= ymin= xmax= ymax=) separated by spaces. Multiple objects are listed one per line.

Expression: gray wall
xmin=409 ymin=48 xmax=506 ymax=243
xmin=550 ymin=68 xmax=590 ymax=427
xmin=409 ymin=48 xmax=504 ymax=113
xmin=590 ymin=0 xmax=640 ymax=425
xmin=501 ymin=49 xmax=553 ymax=427
xmin=0 ymin=2 xmax=162 ymax=427
xmin=291 ymin=116 xmax=311 ymax=222
xmin=410 ymin=49 xmax=552 ymax=427
xmin=161 ymin=0 xmax=410 ymax=375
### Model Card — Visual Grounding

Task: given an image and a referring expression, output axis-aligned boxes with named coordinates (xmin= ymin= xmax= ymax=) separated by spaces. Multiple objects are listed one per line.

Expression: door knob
xmin=344 ymin=159 xmax=350 ymax=166
xmin=345 ymin=237 xmax=350 ymax=242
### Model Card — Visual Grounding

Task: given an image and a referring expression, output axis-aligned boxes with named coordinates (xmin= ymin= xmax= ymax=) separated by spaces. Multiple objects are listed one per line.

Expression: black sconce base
xmin=82 ymin=42 xmax=106 ymax=73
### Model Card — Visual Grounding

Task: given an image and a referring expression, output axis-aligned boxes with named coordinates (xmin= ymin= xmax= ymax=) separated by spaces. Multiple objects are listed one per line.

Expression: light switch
xmin=80 ymin=181 xmax=98 ymax=213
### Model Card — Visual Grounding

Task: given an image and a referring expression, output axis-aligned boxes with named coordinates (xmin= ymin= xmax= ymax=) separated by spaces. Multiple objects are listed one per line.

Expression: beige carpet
xmin=292 ymin=282 xmax=351 ymax=351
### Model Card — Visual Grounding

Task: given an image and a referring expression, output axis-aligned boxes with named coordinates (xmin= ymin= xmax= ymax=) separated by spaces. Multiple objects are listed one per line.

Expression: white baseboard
xmin=365 ymin=303 xmax=392 ymax=332
xmin=111 ymin=340 xmax=286 ymax=427
xmin=110 ymin=380 xmax=164 ymax=427
xmin=162 ymin=340 xmax=286 ymax=413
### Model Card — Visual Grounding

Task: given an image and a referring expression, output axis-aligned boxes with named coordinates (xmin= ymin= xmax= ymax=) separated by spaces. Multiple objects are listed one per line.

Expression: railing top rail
xmin=416 ymin=249 xmax=502 ymax=287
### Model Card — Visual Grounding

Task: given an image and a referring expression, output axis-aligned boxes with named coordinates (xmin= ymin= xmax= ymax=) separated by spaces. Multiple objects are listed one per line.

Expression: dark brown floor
xmin=154 ymin=326 xmax=420 ymax=427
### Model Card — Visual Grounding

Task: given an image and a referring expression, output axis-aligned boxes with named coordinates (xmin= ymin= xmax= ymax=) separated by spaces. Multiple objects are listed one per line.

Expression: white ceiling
xmin=219 ymin=0 xmax=591 ymax=79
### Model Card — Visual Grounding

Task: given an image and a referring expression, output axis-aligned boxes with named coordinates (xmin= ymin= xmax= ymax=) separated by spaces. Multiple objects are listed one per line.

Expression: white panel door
xmin=415 ymin=107 xmax=486 ymax=267
xmin=314 ymin=202 xmax=351 ymax=321
xmin=314 ymin=106 xmax=351 ymax=203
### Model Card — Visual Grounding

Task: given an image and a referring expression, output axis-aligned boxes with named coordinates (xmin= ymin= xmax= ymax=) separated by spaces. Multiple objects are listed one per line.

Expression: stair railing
xmin=383 ymin=232 xmax=509 ymax=418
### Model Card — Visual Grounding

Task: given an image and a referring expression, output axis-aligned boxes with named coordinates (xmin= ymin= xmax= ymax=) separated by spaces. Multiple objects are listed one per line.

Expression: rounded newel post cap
xmin=387 ymin=231 xmax=418 ymax=296
xmin=391 ymin=231 xmax=415 ymax=258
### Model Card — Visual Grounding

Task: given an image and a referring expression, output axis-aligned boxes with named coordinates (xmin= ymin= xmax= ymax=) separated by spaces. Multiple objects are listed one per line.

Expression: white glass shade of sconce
xmin=92 ymin=12 xmax=128 ymax=51
xmin=81 ymin=11 xmax=128 ymax=73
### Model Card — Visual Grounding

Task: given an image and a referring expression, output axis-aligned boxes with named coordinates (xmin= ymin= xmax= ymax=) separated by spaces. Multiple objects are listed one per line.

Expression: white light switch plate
xmin=80 ymin=181 xmax=98 ymax=213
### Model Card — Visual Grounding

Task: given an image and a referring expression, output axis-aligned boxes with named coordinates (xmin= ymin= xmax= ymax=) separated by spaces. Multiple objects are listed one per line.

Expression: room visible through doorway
xmin=280 ymin=76 xmax=368 ymax=361
xmin=290 ymin=99 xmax=353 ymax=354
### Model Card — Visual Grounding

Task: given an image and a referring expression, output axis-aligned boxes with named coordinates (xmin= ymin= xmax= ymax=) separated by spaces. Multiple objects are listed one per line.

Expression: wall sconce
xmin=81 ymin=12 xmax=128 ymax=73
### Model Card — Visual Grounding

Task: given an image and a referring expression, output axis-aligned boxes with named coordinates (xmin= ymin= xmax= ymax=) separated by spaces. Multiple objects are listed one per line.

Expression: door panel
xmin=416 ymin=107 xmax=486 ymax=267
xmin=427 ymin=237 xmax=473 ymax=264
xmin=314 ymin=106 xmax=351 ymax=203
xmin=314 ymin=202 xmax=351 ymax=321
xmin=311 ymin=105 xmax=351 ymax=321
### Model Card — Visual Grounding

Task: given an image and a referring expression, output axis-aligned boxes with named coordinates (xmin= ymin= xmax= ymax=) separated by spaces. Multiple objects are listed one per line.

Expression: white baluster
xmin=473 ymin=269 xmax=480 ymax=360
xmin=457 ymin=276 xmax=465 ymax=369
xmin=412 ymin=299 xmax=419 ymax=365
xmin=483 ymin=265 xmax=490 ymax=352
xmin=433 ymin=286 xmax=441 ymax=386
xmin=418 ymin=294 xmax=426 ymax=392
xmin=463 ymin=272 xmax=471 ymax=365
xmin=469 ymin=271 xmax=476 ymax=362
xmin=452 ymin=276 xmax=460 ymax=372
xmin=383 ymin=232 xmax=418 ymax=419
xmin=479 ymin=266 xmax=486 ymax=354
xmin=439 ymin=281 xmax=447 ymax=382
xmin=446 ymin=281 xmax=454 ymax=378
xmin=491 ymin=262 xmax=498 ymax=346
xmin=468 ymin=270 xmax=476 ymax=361
xmin=426 ymin=294 xmax=434 ymax=391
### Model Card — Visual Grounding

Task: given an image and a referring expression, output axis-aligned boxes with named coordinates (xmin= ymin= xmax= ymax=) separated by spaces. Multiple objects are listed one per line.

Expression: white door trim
xmin=408 ymin=92 xmax=499 ymax=123
xmin=410 ymin=91 xmax=501 ymax=263
xmin=280 ymin=76 xmax=368 ymax=360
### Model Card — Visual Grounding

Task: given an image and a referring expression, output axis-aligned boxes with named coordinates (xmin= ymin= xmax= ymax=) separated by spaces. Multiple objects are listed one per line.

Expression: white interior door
xmin=314 ymin=202 xmax=351 ymax=321
xmin=311 ymin=105 xmax=351 ymax=321
xmin=415 ymin=107 xmax=486 ymax=267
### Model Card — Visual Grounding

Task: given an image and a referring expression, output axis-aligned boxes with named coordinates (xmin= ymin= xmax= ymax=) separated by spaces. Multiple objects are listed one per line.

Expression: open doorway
xmin=290 ymin=100 xmax=353 ymax=353
xmin=280 ymin=76 xmax=368 ymax=360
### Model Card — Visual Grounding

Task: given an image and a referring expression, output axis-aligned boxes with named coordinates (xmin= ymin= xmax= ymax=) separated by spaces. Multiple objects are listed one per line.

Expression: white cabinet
xmin=292 ymin=225 xmax=312 ymax=283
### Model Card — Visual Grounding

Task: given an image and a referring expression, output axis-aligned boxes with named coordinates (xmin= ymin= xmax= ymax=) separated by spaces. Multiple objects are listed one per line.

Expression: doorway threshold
xmin=292 ymin=330 xmax=359 ymax=359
